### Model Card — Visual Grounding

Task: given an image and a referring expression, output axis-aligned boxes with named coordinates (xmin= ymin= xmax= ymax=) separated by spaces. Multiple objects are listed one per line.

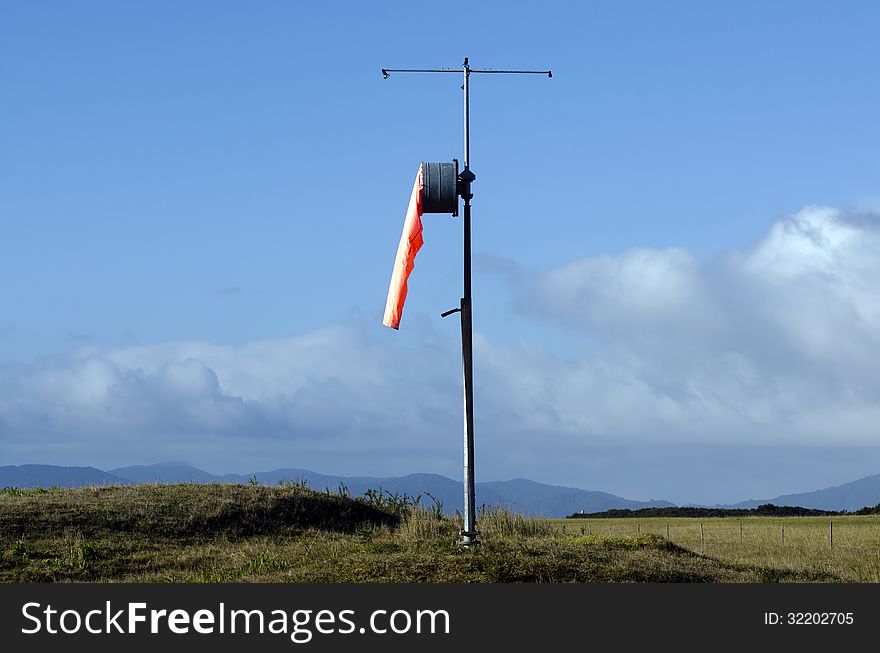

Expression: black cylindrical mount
xmin=421 ymin=161 xmax=459 ymax=216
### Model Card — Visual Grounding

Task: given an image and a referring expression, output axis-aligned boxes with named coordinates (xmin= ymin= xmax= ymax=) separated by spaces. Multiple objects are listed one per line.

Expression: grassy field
xmin=0 ymin=483 xmax=832 ymax=583
xmin=547 ymin=516 xmax=880 ymax=582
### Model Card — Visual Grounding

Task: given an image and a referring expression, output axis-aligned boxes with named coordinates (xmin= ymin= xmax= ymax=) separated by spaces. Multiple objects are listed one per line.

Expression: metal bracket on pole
xmin=457 ymin=168 xmax=475 ymax=201
xmin=441 ymin=307 xmax=462 ymax=318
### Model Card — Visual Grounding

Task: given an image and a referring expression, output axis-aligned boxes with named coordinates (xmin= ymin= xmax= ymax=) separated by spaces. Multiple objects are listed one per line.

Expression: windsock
xmin=383 ymin=165 xmax=424 ymax=329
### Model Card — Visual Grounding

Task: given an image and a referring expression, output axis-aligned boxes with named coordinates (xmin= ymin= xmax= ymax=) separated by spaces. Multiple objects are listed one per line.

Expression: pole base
xmin=458 ymin=530 xmax=480 ymax=547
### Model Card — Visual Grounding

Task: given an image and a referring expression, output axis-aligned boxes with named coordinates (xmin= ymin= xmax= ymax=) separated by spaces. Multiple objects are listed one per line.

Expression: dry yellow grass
xmin=547 ymin=516 xmax=880 ymax=582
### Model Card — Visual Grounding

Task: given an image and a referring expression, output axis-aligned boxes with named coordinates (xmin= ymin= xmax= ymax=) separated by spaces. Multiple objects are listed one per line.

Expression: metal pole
xmin=380 ymin=59 xmax=549 ymax=547
xmin=459 ymin=58 xmax=478 ymax=545
xmin=464 ymin=59 xmax=471 ymax=173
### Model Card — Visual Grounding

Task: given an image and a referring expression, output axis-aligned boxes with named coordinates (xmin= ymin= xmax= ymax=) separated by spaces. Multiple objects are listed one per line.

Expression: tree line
xmin=567 ymin=503 xmax=880 ymax=519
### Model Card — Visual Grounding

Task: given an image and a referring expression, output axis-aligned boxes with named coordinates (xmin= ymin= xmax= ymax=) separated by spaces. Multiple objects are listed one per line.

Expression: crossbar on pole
xmin=383 ymin=68 xmax=551 ymax=77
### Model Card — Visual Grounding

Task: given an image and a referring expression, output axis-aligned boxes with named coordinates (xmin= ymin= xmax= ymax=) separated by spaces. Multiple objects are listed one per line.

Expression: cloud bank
xmin=2 ymin=206 xmax=880 ymax=491
xmin=521 ymin=206 xmax=880 ymax=445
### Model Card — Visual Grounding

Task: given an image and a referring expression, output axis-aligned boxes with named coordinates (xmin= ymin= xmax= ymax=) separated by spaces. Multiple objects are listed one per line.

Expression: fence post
xmin=637 ymin=523 xmax=640 ymax=536
xmin=562 ymin=524 xmax=566 ymax=535
xmin=666 ymin=523 xmax=670 ymax=540
xmin=830 ymin=519 xmax=833 ymax=552
xmin=581 ymin=525 xmax=585 ymax=535
xmin=700 ymin=522 xmax=704 ymax=554
xmin=740 ymin=521 xmax=743 ymax=545
xmin=781 ymin=521 xmax=785 ymax=547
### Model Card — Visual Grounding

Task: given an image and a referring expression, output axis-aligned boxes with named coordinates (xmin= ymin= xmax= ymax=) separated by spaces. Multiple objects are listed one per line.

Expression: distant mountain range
xmin=724 ymin=473 xmax=880 ymax=512
xmin=0 ymin=462 xmax=671 ymax=517
xmin=0 ymin=465 xmax=124 ymax=489
xmin=4 ymin=462 xmax=880 ymax=516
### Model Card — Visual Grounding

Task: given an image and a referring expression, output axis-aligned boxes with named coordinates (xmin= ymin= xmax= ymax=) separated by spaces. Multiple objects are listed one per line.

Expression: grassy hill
xmin=0 ymin=483 xmax=829 ymax=583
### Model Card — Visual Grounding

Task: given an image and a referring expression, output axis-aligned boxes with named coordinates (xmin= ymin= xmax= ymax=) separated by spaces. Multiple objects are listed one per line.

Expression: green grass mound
xmin=0 ymin=483 xmax=398 ymax=540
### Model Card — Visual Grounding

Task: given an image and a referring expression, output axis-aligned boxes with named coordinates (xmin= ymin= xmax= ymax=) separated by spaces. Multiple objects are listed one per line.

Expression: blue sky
xmin=2 ymin=1 xmax=880 ymax=504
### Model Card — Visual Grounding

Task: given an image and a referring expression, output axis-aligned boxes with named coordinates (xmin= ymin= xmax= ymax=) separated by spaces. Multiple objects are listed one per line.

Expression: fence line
xmin=552 ymin=518 xmax=874 ymax=555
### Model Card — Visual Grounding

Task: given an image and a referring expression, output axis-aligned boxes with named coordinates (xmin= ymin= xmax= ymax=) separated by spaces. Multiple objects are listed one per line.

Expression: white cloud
xmin=2 ymin=206 xmax=880 ymax=486
xmin=527 ymin=246 xmax=709 ymax=329
xmin=519 ymin=205 xmax=880 ymax=444
xmin=0 ymin=324 xmax=463 ymax=469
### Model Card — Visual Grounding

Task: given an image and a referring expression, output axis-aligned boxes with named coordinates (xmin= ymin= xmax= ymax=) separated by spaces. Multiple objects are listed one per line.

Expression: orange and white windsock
xmin=383 ymin=165 xmax=424 ymax=329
